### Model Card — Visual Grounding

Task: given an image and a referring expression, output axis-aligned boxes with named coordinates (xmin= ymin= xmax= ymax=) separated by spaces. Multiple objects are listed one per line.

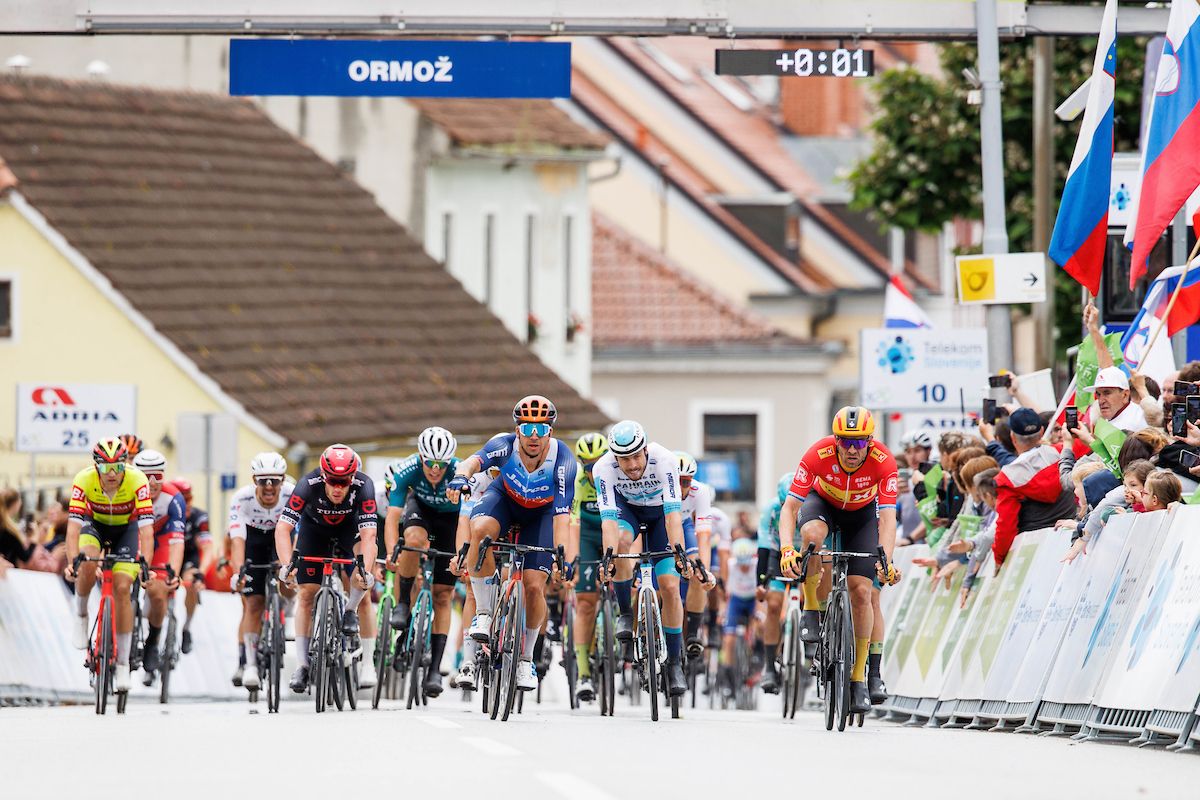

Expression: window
xmin=441 ymin=212 xmax=453 ymax=269
xmin=483 ymin=213 xmax=495 ymax=305
xmin=563 ymin=215 xmax=575 ymax=342
xmin=525 ymin=213 xmax=536 ymax=342
xmin=0 ymin=280 xmax=11 ymax=339
xmin=703 ymin=413 xmax=757 ymax=502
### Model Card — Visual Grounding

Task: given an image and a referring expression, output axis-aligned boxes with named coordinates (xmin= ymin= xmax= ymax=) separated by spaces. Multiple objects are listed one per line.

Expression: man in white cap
xmin=1086 ymin=366 xmax=1147 ymax=430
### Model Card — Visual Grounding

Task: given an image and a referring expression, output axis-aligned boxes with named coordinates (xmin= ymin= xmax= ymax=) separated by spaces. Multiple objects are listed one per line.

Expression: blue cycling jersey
xmin=757 ymin=500 xmax=781 ymax=551
xmin=472 ymin=433 xmax=576 ymax=514
xmin=386 ymin=454 xmax=460 ymax=513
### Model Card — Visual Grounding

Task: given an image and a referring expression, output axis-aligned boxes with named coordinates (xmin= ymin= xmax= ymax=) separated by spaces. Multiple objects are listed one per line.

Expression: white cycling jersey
xmin=681 ymin=479 xmax=714 ymax=533
xmin=727 ymin=537 xmax=758 ymax=598
xmin=459 ymin=469 xmax=496 ymax=518
xmin=226 ymin=482 xmax=295 ymax=540
xmin=593 ymin=442 xmax=682 ymax=519
xmin=711 ymin=507 xmax=733 ymax=552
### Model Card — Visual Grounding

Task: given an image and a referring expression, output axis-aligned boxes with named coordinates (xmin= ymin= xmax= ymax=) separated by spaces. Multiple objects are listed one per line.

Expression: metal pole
xmin=1171 ymin=208 xmax=1190 ymax=365
xmin=977 ymin=0 xmax=1014 ymax=373
xmin=1032 ymin=35 xmax=1055 ymax=374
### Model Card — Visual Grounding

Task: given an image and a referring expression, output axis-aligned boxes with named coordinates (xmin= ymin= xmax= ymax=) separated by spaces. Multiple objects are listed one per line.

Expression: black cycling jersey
xmin=281 ymin=468 xmax=377 ymax=531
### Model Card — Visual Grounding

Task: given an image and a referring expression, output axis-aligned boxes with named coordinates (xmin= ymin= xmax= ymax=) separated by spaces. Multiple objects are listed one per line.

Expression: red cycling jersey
xmin=788 ymin=435 xmax=899 ymax=511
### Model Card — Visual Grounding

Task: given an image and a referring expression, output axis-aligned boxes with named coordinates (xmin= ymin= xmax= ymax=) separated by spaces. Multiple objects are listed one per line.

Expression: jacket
xmin=993 ymin=445 xmax=1078 ymax=564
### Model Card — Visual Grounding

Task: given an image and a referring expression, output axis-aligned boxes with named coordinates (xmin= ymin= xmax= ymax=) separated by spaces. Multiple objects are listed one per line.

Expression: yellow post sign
xmin=958 ymin=257 xmax=996 ymax=302
xmin=955 ymin=252 xmax=1046 ymax=305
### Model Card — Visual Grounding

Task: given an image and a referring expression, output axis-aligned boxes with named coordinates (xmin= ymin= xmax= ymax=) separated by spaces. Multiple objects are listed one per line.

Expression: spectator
xmin=1085 ymin=367 xmax=1148 ymax=431
xmin=900 ymin=430 xmax=934 ymax=471
xmin=959 ymin=468 xmax=1001 ymax=608
xmin=0 ymin=488 xmax=34 ymax=569
xmin=1063 ymin=459 xmax=1155 ymax=564
xmin=895 ymin=469 xmax=924 ymax=546
xmin=1142 ymin=469 xmax=1182 ymax=511
xmin=978 ymin=419 xmax=1017 ymax=466
xmin=1129 ymin=374 xmax=1163 ymax=429
xmin=1159 ymin=361 xmax=1200 ymax=427
xmin=992 ymin=408 xmax=1078 ymax=567
xmin=1065 ymin=460 xmax=1107 ymax=516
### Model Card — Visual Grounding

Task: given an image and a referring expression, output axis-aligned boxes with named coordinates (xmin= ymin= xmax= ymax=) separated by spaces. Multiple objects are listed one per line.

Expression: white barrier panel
xmin=882 ymin=545 xmax=930 ymax=691
xmin=1005 ymin=514 xmax=1136 ymax=707
xmin=879 ymin=544 xmax=919 ymax=623
xmin=1095 ymin=506 xmax=1200 ymax=714
xmin=936 ymin=555 xmax=997 ymax=705
xmin=1040 ymin=511 xmax=1168 ymax=708
xmin=893 ymin=568 xmax=966 ymax=700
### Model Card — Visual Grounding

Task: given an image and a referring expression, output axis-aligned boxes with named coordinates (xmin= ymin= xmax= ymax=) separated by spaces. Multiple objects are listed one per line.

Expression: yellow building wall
xmin=0 ymin=200 xmax=280 ymax=538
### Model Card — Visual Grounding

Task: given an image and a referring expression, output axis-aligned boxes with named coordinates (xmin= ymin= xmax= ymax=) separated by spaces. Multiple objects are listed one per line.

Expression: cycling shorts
xmin=182 ymin=541 xmax=201 ymax=573
xmin=682 ymin=517 xmax=699 ymax=557
xmin=576 ymin=522 xmax=604 ymax=594
xmin=79 ymin=519 xmax=141 ymax=579
xmin=797 ymin=493 xmax=879 ymax=580
xmin=470 ymin=482 xmax=556 ymax=577
xmin=402 ymin=497 xmax=459 ymax=586
xmin=724 ymin=595 xmax=756 ymax=634
xmin=294 ymin=518 xmax=359 ymax=586
xmin=612 ymin=494 xmax=677 ymax=579
xmin=242 ymin=530 xmax=280 ymax=596
xmin=762 ymin=548 xmax=787 ymax=593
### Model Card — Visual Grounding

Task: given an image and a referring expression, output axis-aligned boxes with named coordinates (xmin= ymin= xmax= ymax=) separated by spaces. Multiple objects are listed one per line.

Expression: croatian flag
xmin=883 ymin=275 xmax=933 ymax=328
xmin=1118 ymin=261 xmax=1200 ymax=384
xmin=1049 ymin=0 xmax=1117 ymax=297
xmin=1127 ymin=0 xmax=1200 ymax=289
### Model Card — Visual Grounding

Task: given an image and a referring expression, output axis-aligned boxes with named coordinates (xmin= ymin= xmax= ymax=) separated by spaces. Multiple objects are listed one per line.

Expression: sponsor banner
xmin=936 ymin=564 xmax=994 ymax=701
xmin=913 ymin=569 xmax=968 ymax=698
xmin=15 ymin=383 xmax=136 ymax=454
xmin=860 ymin=328 xmax=988 ymax=411
xmin=882 ymin=545 xmax=930 ymax=690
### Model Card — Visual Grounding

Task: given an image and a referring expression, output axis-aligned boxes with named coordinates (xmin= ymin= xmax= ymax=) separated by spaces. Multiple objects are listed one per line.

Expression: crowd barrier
xmin=881 ymin=505 xmax=1200 ymax=752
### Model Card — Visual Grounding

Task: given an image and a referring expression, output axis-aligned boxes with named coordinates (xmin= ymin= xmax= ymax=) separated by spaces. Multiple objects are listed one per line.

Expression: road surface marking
xmin=461 ymin=736 xmax=521 ymax=756
xmin=415 ymin=715 xmax=461 ymax=729
xmin=535 ymin=771 xmax=616 ymax=800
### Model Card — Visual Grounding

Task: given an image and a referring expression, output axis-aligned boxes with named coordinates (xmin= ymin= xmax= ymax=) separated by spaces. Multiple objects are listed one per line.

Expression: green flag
xmin=1089 ymin=418 xmax=1127 ymax=477
xmin=1074 ymin=333 xmax=1124 ymax=409
xmin=955 ymin=513 xmax=984 ymax=541
xmin=918 ymin=464 xmax=947 ymax=547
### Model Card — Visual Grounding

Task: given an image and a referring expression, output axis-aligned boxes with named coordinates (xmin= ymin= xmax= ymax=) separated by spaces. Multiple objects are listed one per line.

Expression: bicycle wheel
xmin=96 ymin=601 xmax=112 ymax=715
xmin=643 ymin=602 xmax=659 ymax=722
xmin=313 ymin=591 xmax=330 ymax=713
xmin=373 ymin=596 xmax=393 ymax=710
xmin=837 ymin=593 xmax=854 ymax=732
xmin=407 ymin=601 xmax=428 ymax=710
xmin=329 ymin=606 xmax=345 ymax=712
xmin=785 ymin=613 xmax=802 ymax=719
xmin=269 ymin=590 xmax=284 ymax=713
xmin=159 ymin=613 xmax=177 ymax=704
xmin=501 ymin=583 xmax=525 ymax=722
xmin=601 ymin=597 xmax=617 ymax=716
xmin=563 ymin=602 xmax=578 ymax=710
xmin=345 ymin=650 xmax=359 ymax=711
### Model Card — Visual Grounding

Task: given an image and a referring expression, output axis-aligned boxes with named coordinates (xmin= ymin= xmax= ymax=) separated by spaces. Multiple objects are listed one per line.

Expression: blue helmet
xmin=608 ymin=420 xmax=647 ymax=457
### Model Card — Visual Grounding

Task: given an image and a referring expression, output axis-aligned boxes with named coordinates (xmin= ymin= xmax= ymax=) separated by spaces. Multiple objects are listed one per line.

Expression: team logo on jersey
xmin=885 ymin=476 xmax=898 ymax=495
xmin=794 ymin=464 xmax=809 ymax=484
xmin=137 ymin=485 xmax=151 ymax=500
xmin=72 ymin=486 xmax=86 ymax=501
xmin=870 ymin=448 xmax=888 ymax=463
xmin=817 ymin=446 xmax=835 ymax=459
xmin=362 ymin=498 xmax=377 ymax=515
xmin=288 ymin=494 xmax=306 ymax=511
xmin=853 ymin=476 xmax=872 ymax=488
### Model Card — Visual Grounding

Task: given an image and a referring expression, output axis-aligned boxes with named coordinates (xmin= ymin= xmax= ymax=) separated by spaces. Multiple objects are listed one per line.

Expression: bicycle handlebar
xmin=473 ymin=535 xmax=565 ymax=573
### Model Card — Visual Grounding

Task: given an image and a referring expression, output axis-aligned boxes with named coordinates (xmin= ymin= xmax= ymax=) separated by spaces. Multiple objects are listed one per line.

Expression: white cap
xmin=1085 ymin=366 xmax=1129 ymax=392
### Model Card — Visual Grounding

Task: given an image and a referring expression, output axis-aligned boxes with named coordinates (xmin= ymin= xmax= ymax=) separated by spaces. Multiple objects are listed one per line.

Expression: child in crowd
xmin=1142 ymin=470 xmax=1183 ymax=511
xmin=1062 ymin=460 xmax=1155 ymax=564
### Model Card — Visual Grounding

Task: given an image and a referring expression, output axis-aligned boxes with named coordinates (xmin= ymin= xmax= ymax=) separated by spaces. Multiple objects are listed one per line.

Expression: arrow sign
xmin=955 ymin=252 xmax=1048 ymax=305
xmin=1024 ymin=273 xmax=1039 ymax=287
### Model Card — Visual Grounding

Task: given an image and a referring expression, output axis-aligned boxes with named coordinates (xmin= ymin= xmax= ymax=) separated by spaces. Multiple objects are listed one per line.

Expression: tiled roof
xmin=0 ymin=75 xmax=609 ymax=444
xmin=592 ymin=213 xmax=802 ymax=348
xmin=409 ymin=98 xmax=608 ymax=152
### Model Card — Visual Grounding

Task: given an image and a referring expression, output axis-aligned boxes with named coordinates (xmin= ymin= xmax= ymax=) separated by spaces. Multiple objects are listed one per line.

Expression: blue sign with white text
xmin=229 ymin=39 xmax=571 ymax=98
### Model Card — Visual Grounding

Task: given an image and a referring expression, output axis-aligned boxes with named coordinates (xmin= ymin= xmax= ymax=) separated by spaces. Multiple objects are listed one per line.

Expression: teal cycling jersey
xmin=757 ymin=500 xmax=781 ymax=551
xmin=386 ymin=454 xmax=461 ymax=513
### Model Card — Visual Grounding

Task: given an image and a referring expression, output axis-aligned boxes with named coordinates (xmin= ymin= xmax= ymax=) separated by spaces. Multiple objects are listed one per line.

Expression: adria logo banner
xmin=16 ymin=383 xmax=137 ymax=454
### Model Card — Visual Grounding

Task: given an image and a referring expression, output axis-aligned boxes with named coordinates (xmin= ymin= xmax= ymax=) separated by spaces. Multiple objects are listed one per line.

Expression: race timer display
xmin=715 ymin=48 xmax=875 ymax=78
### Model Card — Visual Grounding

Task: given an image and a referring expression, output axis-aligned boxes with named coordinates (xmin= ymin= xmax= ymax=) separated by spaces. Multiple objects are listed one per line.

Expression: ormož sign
xmin=15 ymin=383 xmax=137 ymax=454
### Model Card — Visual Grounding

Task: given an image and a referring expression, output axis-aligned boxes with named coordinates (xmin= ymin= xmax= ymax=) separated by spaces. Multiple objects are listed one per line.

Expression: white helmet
xmin=902 ymin=430 xmax=933 ymax=450
xmin=250 ymin=451 xmax=287 ymax=478
xmin=608 ymin=420 xmax=647 ymax=457
xmin=133 ymin=449 xmax=167 ymax=473
xmin=417 ymin=426 xmax=457 ymax=462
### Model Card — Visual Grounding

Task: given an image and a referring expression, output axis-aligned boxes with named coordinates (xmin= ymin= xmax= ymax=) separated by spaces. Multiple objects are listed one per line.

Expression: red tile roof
xmin=0 ymin=75 xmax=610 ymax=444
xmin=592 ymin=213 xmax=801 ymax=348
xmin=409 ymin=98 xmax=608 ymax=151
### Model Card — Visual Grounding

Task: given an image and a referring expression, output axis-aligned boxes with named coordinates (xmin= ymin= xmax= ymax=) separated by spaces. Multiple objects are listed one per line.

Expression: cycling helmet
xmin=417 ymin=426 xmax=457 ymax=462
xmin=118 ymin=433 xmax=143 ymax=458
xmin=575 ymin=433 xmax=609 ymax=462
xmin=133 ymin=449 xmax=167 ymax=474
xmin=513 ymin=395 xmax=557 ymax=425
xmin=92 ymin=437 xmax=128 ymax=465
xmin=319 ymin=443 xmax=361 ymax=480
xmin=250 ymin=451 xmax=287 ymax=478
xmin=677 ymin=451 xmax=698 ymax=478
xmin=777 ymin=472 xmax=793 ymax=504
xmin=172 ymin=478 xmax=193 ymax=498
xmin=903 ymin=429 xmax=933 ymax=450
xmin=608 ymin=420 xmax=647 ymax=457
xmin=832 ymin=406 xmax=875 ymax=438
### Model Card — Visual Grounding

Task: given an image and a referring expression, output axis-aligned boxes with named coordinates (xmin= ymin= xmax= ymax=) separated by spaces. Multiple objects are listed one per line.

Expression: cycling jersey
xmin=459 ymin=471 xmax=495 ymax=518
xmin=571 ymin=471 xmax=602 ymax=529
xmin=68 ymin=465 xmax=154 ymax=528
xmin=727 ymin=538 xmax=758 ymax=598
xmin=150 ymin=483 xmax=187 ymax=543
xmin=227 ymin=483 xmax=295 ymax=540
xmin=184 ymin=507 xmax=210 ymax=547
xmin=788 ymin=435 xmax=899 ymax=512
xmin=757 ymin=500 xmax=781 ymax=551
xmin=593 ymin=442 xmax=682 ymax=520
xmin=680 ymin=479 xmax=714 ymax=535
xmin=386 ymin=454 xmax=461 ymax=513
xmin=281 ymin=468 xmax=377 ymax=531
xmin=472 ymin=433 xmax=574 ymax=514
xmin=711 ymin=507 xmax=732 ymax=552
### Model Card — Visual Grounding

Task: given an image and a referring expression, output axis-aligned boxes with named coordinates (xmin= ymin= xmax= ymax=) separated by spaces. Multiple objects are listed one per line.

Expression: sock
xmin=686 ymin=611 xmax=703 ymax=638
xmin=76 ymin=593 xmax=89 ymax=616
xmin=116 ymin=632 xmax=132 ymax=665
xmin=802 ymin=570 xmax=821 ymax=610
xmin=522 ymin=627 xmax=539 ymax=660
xmin=533 ymin=633 xmax=546 ymax=664
xmin=664 ymin=626 xmax=682 ymax=660
xmin=430 ymin=633 xmax=447 ymax=675
xmin=575 ymin=643 xmax=591 ymax=678
xmin=471 ymin=577 xmax=495 ymax=614
xmin=296 ymin=635 xmax=311 ymax=667
xmin=238 ymin=642 xmax=246 ymax=667
xmin=183 ymin=614 xmax=193 ymax=633
xmin=868 ymin=641 xmax=884 ymax=678
xmin=852 ymin=637 xmax=870 ymax=682
xmin=462 ymin=636 xmax=478 ymax=664
xmin=397 ymin=576 xmax=415 ymax=607
xmin=764 ymin=642 xmax=778 ymax=668
xmin=614 ymin=580 xmax=634 ymax=615
xmin=348 ymin=584 xmax=367 ymax=610
xmin=360 ymin=637 xmax=374 ymax=666
xmin=145 ymin=623 xmax=161 ymax=648
xmin=244 ymin=633 xmax=259 ymax=667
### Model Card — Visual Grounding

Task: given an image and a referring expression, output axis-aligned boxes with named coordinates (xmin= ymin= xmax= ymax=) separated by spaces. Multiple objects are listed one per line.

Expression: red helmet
xmin=513 ymin=395 xmax=557 ymax=425
xmin=171 ymin=478 xmax=193 ymax=500
xmin=118 ymin=433 xmax=143 ymax=458
xmin=320 ymin=444 xmax=361 ymax=480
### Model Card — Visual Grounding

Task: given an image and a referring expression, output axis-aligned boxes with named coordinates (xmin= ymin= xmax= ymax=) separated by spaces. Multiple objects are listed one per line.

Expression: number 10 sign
xmin=859 ymin=329 xmax=989 ymax=411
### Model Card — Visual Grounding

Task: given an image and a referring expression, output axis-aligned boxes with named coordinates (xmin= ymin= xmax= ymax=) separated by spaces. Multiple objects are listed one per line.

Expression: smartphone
xmin=1181 ymin=450 xmax=1200 ymax=469
xmin=1187 ymin=395 xmax=1200 ymax=424
xmin=982 ymin=398 xmax=997 ymax=425
xmin=1172 ymin=403 xmax=1188 ymax=437
xmin=1065 ymin=407 xmax=1079 ymax=432
xmin=1176 ymin=381 xmax=1198 ymax=398
xmin=988 ymin=374 xmax=1012 ymax=389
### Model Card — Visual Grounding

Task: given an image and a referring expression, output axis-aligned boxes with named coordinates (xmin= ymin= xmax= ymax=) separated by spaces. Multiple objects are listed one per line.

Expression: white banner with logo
xmin=935 ymin=558 xmax=998 ymax=703
xmin=860 ymin=328 xmax=988 ymax=411
xmin=15 ymin=383 xmax=137 ymax=453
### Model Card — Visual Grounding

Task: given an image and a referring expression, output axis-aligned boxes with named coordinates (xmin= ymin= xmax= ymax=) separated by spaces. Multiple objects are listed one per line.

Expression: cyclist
xmin=754 ymin=473 xmax=794 ymax=694
xmin=119 ymin=433 xmax=143 ymax=463
xmin=228 ymin=452 xmax=295 ymax=692
xmin=778 ymin=406 xmax=901 ymax=714
xmin=592 ymin=420 xmax=693 ymax=697
xmin=451 ymin=395 xmax=576 ymax=693
xmin=132 ymin=449 xmax=186 ymax=683
xmin=383 ymin=425 xmax=461 ymax=698
xmin=449 ymin=463 xmax=498 ymax=691
xmin=171 ymin=478 xmax=212 ymax=655
xmin=720 ymin=530 xmax=758 ymax=696
xmin=63 ymin=438 xmax=155 ymax=693
xmin=569 ymin=432 xmax=608 ymax=703
xmin=678 ymin=452 xmax=718 ymax=657
xmin=276 ymin=444 xmax=379 ymax=693
xmin=707 ymin=505 xmax=733 ymax=645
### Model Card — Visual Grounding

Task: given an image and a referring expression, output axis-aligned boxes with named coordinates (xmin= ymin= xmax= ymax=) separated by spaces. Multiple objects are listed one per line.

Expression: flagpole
xmin=1133 ymin=237 xmax=1200 ymax=375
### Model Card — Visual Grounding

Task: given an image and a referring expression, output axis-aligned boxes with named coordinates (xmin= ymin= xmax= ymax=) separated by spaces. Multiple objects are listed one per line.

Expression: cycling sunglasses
xmin=422 ymin=458 xmax=449 ymax=470
xmin=255 ymin=477 xmax=283 ymax=487
xmin=95 ymin=462 xmax=126 ymax=475
xmin=836 ymin=436 xmax=872 ymax=450
xmin=518 ymin=422 xmax=551 ymax=438
xmin=143 ymin=471 xmax=165 ymax=482
xmin=323 ymin=474 xmax=353 ymax=487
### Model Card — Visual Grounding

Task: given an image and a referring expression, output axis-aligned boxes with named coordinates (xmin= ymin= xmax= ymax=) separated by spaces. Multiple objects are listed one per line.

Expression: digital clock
xmin=715 ymin=48 xmax=875 ymax=78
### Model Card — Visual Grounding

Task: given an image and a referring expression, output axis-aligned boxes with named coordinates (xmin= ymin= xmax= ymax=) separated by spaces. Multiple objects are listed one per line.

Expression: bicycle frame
xmin=76 ymin=554 xmax=139 ymax=715
xmin=298 ymin=554 xmax=358 ymax=713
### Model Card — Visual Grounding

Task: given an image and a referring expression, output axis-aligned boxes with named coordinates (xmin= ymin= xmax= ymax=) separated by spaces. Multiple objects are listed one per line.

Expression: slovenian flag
xmin=883 ymin=275 xmax=933 ymax=329
xmin=1118 ymin=261 xmax=1200 ymax=384
xmin=1127 ymin=0 xmax=1200 ymax=289
xmin=1049 ymin=0 xmax=1116 ymax=297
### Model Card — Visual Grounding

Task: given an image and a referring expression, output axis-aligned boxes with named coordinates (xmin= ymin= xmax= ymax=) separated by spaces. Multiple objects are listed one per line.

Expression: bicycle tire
xmin=96 ymin=600 xmax=112 ymax=715
xmin=329 ymin=600 xmax=345 ymax=712
xmin=501 ymin=583 xmax=524 ymax=722
xmin=345 ymin=653 xmax=359 ymax=711
xmin=785 ymin=613 xmax=803 ymax=719
xmin=269 ymin=589 xmax=284 ymax=713
xmin=373 ymin=596 xmax=393 ymax=710
xmin=601 ymin=598 xmax=617 ymax=716
xmin=313 ymin=591 xmax=330 ymax=713
xmin=407 ymin=600 xmax=428 ymax=710
xmin=159 ymin=612 xmax=177 ymax=704
xmin=564 ymin=600 xmax=578 ymax=710
xmin=644 ymin=601 xmax=659 ymax=722
xmin=838 ymin=592 xmax=853 ymax=732
xmin=822 ymin=598 xmax=836 ymax=731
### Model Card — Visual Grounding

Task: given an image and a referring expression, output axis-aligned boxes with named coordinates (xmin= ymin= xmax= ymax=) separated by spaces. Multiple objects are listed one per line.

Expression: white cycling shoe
xmin=72 ymin=614 xmax=89 ymax=650
xmin=516 ymin=659 xmax=538 ymax=691
xmin=455 ymin=662 xmax=477 ymax=690
xmin=359 ymin=659 xmax=377 ymax=689
xmin=115 ymin=664 xmax=132 ymax=692
xmin=468 ymin=613 xmax=492 ymax=642
xmin=242 ymin=667 xmax=261 ymax=690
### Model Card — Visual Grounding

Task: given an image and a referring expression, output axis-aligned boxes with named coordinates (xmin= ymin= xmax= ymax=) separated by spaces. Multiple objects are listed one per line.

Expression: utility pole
xmin=977 ymin=0 xmax=1014 ymax=372
xmin=1032 ymin=35 xmax=1055 ymax=374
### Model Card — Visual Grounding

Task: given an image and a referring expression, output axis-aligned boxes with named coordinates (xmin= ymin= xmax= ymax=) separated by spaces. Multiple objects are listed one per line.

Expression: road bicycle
xmin=552 ymin=566 xmax=579 ymax=709
xmin=580 ymin=558 xmax=618 ymax=716
xmin=74 ymin=554 xmax=140 ymax=715
xmin=776 ymin=575 xmax=810 ymax=720
xmin=292 ymin=551 xmax=366 ymax=713
xmin=393 ymin=542 xmax=468 ymax=710
xmin=237 ymin=561 xmax=287 ymax=712
xmin=473 ymin=536 xmax=564 ymax=722
xmin=683 ymin=558 xmax=712 ymax=710
xmin=370 ymin=557 xmax=402 ymax=709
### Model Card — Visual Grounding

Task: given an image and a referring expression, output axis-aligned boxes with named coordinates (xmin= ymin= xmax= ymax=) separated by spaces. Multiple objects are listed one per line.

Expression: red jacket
xmin=993 ymin=445 xmax=1076 ymax=564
